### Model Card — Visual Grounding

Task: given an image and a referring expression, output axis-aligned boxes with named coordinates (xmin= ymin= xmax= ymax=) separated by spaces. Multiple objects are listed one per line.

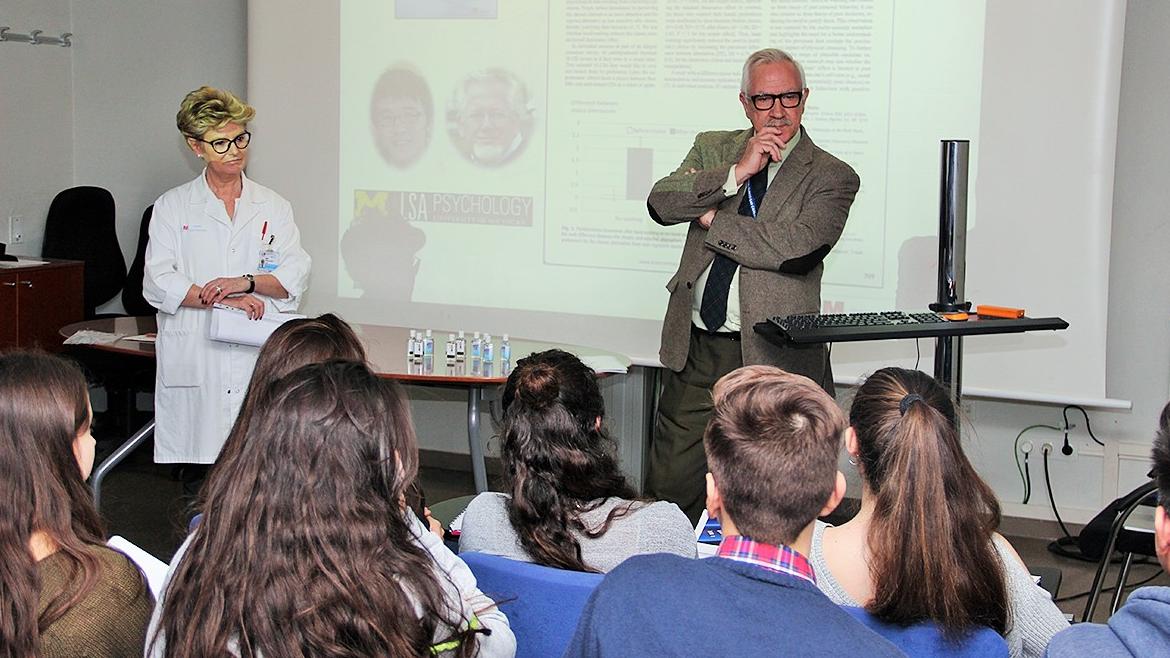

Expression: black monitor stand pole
xmin=931 ymin=140 xmax=972 ymax=401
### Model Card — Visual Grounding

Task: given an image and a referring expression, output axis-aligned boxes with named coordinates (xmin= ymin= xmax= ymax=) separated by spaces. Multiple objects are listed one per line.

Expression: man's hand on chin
xmin=735 ymin=125 xmax=788 ymax=184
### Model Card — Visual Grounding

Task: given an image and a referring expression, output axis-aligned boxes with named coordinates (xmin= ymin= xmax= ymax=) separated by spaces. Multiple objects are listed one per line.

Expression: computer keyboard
xmin=759 ymin=310 xmax=1068 ymax=344
xmin=767 ymin=310 xmax=949 ymax=343
xmin=774 ymin=311 xmax=947 ymax=330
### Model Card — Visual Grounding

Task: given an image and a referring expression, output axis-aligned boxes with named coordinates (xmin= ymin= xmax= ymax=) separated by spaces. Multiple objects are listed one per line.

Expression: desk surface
xmin=0 ymin=256 xmax=83 ymax=272
xmin=60 ymin=317 xmax=631 ymax=385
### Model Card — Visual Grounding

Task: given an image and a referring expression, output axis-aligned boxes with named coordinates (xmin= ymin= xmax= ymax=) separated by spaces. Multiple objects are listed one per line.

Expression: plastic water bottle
xmin=412 ymin=329 xmax=424 ymax=362
xmin=483 ymin=333 xmax=494 ymax=364
xmin=406 ymin=330 xmax=416 ymax=360
xmin=445 ymin=333 xmax=457 ymax=363
xmin=501 ymin=334 xmax=511 ymax=365
xmin=423 ymin=329 xmax=435 ymax=358
xmin=456 ymin=330 xmax=467 ymax=362
xmin=471 ymin=332 xmax=482 ymax=361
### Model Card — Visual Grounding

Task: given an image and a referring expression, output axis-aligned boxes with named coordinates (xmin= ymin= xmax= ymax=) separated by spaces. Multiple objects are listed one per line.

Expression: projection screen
xmin=247 ymin=0 xmax=1124 ymax=402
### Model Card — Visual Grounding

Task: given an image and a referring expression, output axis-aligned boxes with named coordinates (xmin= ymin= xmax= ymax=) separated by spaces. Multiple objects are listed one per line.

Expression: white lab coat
xmin=143 ymin=171 xmax=310 ymax=463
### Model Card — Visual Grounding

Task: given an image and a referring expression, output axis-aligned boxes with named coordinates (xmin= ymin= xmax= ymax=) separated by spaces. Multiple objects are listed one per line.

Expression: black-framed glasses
xmin=199 ymin=131 xmax=251 ymax=154
xmin=748 ymin=92 xmax=804 ymax=111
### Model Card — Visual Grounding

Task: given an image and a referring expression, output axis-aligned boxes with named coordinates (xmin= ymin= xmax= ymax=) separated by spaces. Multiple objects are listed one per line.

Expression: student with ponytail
xmin=809 ymin=367 xmax=1067 ymax=657
xmin=0 ymin=352 xmax=152 ymax=657
xmin=459 ymin=349 xmax=695 ymax=572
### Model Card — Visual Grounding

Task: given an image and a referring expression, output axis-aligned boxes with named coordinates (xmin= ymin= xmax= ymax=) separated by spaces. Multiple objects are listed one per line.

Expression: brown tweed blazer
xmin=648 ymin=127 xmax=860 ymax=391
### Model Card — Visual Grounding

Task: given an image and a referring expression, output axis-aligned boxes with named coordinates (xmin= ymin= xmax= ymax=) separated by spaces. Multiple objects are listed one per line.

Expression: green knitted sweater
xmin=36 ymin=544 xmax=154 ymax=657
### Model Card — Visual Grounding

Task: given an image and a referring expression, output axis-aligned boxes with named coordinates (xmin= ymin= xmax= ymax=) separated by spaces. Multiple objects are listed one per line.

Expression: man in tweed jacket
xmin=646 ymin=48 xmax=860 ymax=521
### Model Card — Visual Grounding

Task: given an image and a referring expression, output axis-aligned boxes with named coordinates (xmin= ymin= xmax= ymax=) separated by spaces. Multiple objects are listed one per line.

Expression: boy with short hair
xmin=1045 ymin=402 xmax=1170 ymax=657
xmin=564 ymin=365 xmax=903 ymax=657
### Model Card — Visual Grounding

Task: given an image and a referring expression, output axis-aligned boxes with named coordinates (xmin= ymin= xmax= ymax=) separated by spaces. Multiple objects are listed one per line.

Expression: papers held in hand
xmin=209 ymin=303 xmax=304 ymax=347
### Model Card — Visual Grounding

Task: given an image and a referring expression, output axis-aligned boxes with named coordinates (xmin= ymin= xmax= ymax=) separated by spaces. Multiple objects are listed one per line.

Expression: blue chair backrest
xmin=842 ymin=607 xmax=1008 ymax=658
xmin=460 ymin=551 xmax=603 ymax=658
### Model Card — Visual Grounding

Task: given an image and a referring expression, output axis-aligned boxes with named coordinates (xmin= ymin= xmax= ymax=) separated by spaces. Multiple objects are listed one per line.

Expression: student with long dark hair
xmin=810 ymin=367 xmax=1066 ymax=657
xmin=0 ymin=352 xmax=152 ymax=657
xmin=459 ymin=349 xmax=695 ymax=573
xmin=208 ymin=313 xmax=436 ymax=527
xmin=212 ymin=313 xmax=366 ymax=469
xmin=148 ymin=361 xmax=514 ymax=656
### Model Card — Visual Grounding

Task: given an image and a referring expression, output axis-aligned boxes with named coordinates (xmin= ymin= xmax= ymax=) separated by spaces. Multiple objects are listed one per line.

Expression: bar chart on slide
xmin=542 ymin=120 xmax=702 ymax=273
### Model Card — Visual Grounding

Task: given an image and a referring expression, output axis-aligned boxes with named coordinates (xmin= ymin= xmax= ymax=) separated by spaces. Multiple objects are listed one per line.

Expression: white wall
xmin=72 ymin=0 xmax=247 ymax=317
xmin=1102 ymin=0 xmax=1170 ymax=467
xmin=946 ymin=0 xmax=1170 ymax=526
xmin=0 ymin=0 xmax=246 ymax=310
xmin=0 ymin=0 xmax=74 ymax=257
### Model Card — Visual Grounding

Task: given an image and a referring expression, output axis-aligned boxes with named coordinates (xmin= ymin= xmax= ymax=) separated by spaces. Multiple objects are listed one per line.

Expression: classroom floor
xmin=95 ymin=431 xmax=1168 ymax=625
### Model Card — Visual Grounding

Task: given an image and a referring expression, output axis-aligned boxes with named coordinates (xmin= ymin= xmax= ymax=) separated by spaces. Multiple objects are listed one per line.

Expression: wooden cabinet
xmin=0 ymin=259 xmax=84 ymax=352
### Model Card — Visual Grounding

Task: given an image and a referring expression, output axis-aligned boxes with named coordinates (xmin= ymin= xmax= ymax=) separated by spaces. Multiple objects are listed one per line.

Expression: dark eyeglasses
xmin=748 ymin=92 xmax=804 ymax=111
xmin=199 ymin=131 xmax=251 ymax=154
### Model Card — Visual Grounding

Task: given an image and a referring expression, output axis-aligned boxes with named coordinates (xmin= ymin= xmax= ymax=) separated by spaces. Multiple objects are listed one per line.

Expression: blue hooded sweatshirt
xmin=1046 ymin=586 xmax=1170 ymax=657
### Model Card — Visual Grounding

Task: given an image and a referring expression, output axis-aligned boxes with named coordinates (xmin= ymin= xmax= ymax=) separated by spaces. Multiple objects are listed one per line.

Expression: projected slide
xmin=339 ymin=0 xmax=985 ymax=322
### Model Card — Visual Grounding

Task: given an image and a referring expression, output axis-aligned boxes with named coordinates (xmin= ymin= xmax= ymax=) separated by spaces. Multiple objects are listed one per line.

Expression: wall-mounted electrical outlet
xmin=9 ymin=215 xmax=23 ymax=244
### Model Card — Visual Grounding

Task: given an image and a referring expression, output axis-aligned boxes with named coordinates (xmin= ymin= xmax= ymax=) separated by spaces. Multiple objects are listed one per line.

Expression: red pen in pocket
xmin=260 ymin=220 xmax=268 ymax=241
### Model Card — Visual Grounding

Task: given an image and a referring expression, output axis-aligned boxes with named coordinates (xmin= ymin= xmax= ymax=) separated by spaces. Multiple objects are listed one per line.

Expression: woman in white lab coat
xmin=143 ymin=86 xmax=310 ymax=466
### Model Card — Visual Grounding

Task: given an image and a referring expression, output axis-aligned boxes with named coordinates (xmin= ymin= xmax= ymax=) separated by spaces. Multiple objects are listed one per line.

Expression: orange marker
xmin=976 ymin=305 xmax=1025 ymax=319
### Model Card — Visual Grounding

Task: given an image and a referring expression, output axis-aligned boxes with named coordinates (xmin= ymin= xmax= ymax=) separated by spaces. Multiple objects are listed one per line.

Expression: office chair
xmin=459 ymin=552 xmax=603 ymax=658
xmin=841 ymin=607 xmax=1008 ymax=657
xmin=1080 ymin=480 xmax=1159 ymax=621
xmin=49 ymin=193 xmax=154 ymax=438
xmin=121 ymin=204 xmax=155 ymax=316
xmin=41 ymin=186 xmax=127 ymax=318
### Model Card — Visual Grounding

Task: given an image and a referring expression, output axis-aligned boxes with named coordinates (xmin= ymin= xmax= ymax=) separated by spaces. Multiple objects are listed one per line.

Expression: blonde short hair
xmin=176 ymin=86 xmax=255 ymax=140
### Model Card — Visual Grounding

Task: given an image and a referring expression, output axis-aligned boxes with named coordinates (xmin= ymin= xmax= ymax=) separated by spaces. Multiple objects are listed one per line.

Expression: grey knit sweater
xmin=458 ymin=492 xmax=697 ymax=573
xmin=809 ymin=520 xmax=1068 ymax=658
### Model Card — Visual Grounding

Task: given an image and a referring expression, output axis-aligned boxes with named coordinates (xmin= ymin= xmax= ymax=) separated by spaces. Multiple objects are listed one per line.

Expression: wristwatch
xmin=242 ymin=273 xmax=255 ymax=294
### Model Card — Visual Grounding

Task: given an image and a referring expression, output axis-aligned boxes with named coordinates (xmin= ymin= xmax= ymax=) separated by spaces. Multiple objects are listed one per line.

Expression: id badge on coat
xmin=259 ymin=236 xmax=278 ymax=272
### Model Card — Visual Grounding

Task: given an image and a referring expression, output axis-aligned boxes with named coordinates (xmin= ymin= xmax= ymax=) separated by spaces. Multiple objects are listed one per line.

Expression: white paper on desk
xmin=0 ymin=258 xmax=48 ymax=268
xmin=123 ymin=334 xmax=156 ymax=343
xmin=63 ymin=329 xmax=124 ymax=345
xmin=579 ymin=355 xmax=628 ymax=374
xmin=107 ymin=535 xmax=168 ymax=597
xmin=208 ymin=304 xmax=304 ymax=347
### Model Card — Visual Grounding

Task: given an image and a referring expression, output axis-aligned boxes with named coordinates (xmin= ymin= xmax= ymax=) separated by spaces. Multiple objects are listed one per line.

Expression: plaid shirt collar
xmin=716 ymin=535 xmax=816 ymax=585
